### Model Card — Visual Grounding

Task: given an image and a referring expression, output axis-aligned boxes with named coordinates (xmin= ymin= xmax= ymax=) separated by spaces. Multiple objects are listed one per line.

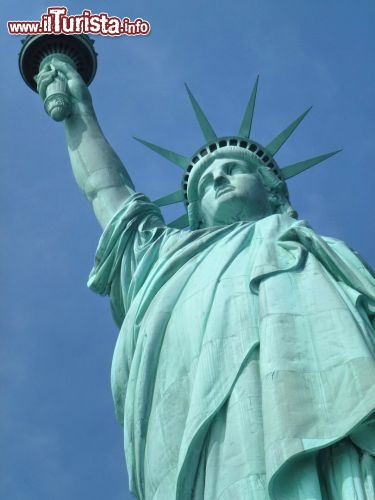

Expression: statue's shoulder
xmin=321 ymin=235 xmax=375 ymax=278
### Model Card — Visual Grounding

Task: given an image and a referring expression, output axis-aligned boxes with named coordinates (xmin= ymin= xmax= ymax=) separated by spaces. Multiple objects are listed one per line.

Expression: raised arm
xmin=36 ymin=57 xmax=135 ymax=229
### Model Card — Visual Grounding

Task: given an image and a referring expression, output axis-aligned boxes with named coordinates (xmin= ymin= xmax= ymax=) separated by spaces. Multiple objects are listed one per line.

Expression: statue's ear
xmin=196 ymin=202 xmax=204 ymax=226
xmin=267 ymin=191 xmax=283 ymax=214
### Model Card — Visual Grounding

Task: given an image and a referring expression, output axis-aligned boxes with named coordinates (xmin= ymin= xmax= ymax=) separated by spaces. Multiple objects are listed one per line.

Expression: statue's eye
xmin=198 ymin=177 xmax=212 ymax=196
xmin=229 ymin=163 xmax=246 ymax=175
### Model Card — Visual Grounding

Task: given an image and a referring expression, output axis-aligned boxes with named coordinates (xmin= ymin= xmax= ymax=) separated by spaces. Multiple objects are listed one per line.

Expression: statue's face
xmin=197 ymin=157 xmax=272 ymax=227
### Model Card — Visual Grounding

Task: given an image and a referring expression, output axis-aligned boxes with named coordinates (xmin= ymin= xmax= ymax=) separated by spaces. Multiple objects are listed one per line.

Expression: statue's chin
xmin=205 ymin=211 xmax=271 ymax=228
xmin=201 ymin=191 xmax=273 ymax=228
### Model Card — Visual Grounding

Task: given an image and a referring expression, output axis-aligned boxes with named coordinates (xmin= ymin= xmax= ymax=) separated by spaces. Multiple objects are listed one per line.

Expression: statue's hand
xmin=35 ymin=57 xmax=93 ymax=120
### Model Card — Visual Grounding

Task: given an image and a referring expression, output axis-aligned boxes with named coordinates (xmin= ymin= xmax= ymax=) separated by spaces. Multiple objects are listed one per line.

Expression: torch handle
xmin=43 ymin=71 xmax=72 ymax=122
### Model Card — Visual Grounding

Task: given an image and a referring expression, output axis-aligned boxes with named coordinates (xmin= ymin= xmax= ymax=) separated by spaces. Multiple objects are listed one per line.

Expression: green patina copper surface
xmin=27 ymin=50 xmax=375 ymax=499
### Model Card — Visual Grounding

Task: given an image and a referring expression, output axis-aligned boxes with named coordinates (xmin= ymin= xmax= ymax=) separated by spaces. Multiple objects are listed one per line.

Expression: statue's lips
xmin=215 ymin=186 xmax=234 ymax=199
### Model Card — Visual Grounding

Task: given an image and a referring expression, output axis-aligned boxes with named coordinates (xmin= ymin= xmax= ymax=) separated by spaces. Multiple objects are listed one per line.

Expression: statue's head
xmin=186 ymin=145 xmax=297 ymax=229
xmin=135 ymin=79 xmax=340 ymax=230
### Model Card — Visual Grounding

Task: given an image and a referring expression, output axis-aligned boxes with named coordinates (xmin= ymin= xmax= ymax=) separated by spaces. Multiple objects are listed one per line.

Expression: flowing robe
xmin=88 ymin=193 xmax=375 ymax=499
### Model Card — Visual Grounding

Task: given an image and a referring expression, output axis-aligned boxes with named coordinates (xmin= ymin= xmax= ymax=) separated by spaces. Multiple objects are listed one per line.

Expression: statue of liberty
xmin=35 ymin=57 xmax=375 ymax=499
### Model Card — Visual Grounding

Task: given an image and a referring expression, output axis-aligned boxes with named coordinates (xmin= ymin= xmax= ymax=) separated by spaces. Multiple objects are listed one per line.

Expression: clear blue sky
xmin=2 ymin=1 xmax=375 ymax=499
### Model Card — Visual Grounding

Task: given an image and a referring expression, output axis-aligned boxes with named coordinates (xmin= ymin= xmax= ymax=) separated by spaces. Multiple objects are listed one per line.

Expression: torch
xmin=18 ymin=34 xmax=98 ymax=121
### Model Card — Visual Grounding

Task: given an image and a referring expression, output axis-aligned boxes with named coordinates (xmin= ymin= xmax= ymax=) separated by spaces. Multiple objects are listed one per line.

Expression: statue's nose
xmin=213 ymin=174 xmax=229 ymax=188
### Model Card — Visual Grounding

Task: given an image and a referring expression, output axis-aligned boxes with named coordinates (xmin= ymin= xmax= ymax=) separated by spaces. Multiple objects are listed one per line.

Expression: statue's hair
xmin=186 ymin=146 xmax=298 ymax=229
xmin=256 ymin=165 xmax=298 ymax=219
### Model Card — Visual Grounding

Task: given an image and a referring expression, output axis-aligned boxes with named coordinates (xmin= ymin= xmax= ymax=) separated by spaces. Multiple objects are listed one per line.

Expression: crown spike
xmin=154 ymin=190 xmax=185 ymax=207
xmin=238 ymin=76 xmax=259 ymax=138
xmin=266 ymin=107 xmax=312 ymax=156
xmin=281 ymin=150 xmax=342 ymax=179
xmin=185 ymin=83 xmax=217 ymax=142
xmin=134 ymin=137 xmax=189 ymax=170
xmin=169 ymin=213 xmax=190 ymax=229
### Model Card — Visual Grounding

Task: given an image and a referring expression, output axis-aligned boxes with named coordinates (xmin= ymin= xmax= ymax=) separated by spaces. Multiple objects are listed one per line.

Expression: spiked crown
xmin=135 ymin=77 xmax=340 ymax=229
